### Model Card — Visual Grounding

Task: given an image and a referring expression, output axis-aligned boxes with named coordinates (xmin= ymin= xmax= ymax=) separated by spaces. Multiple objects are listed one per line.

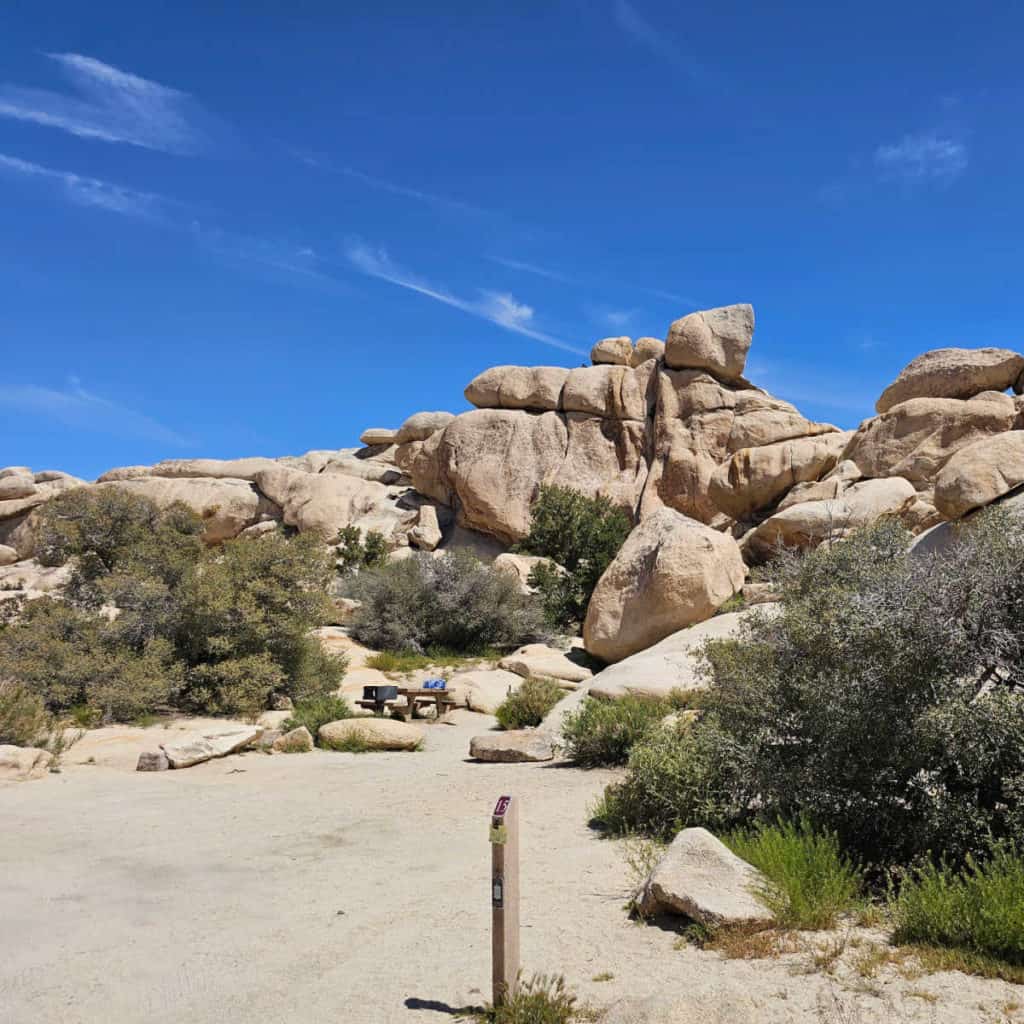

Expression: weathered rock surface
xmin=587 ymin=609 xmax=770 ymax=700
xmin=709 ymin=431 xmax=852 ymax=521
xmin=876 ymin=347 xmax=1024 ymax=414
xmin=636 ymin=827 xmax=772 ymax=927
xmin=408 ymin=504 xmax=443 ymax=551
xmin=591 ymin=336 xmax=633 ymax=366
xmin=665 ymin=304 xmax=754 ymax=382
xmin=469 ymin=730 xmax=554 ymax=762
xmin=359 ymin=428 xmax=398 ymax=446
xmin=449 ymin=669 xmax=522 ymax=715
xmin=562 ymin=363 xmax=657 ymax=422
xmin=464 ymin=366 xmax=569 ymax=412
xmin=843 ymin=397 xmax=1015 ymax=488
xmin=160 ymin=725 xmax=262 ymax=769
xmin=498 ymin=644 xmax=593 ymax=685
xmin=742 ymin=476 xmax=917 ymax=562
xmin=934 ymin=431 xmax=1024 ymax=519
xmin=149 ymin=457 xmax=279 ymax=481
xmin=272 ymin=726 xmax=314 ymax=753
xmin=135 ymin=750 xmax=170 ymax=771
xmin=395 ymin=411 xmax=455 ymax=444
xmin=584 ymin=509 xmax=746 ymax=663
xmin=0 ymin=475 xmax=37 ymax=500
xmin=0 ymin=544 xmax=18 ymax=567
xmin=492 ymin=553 xmax=558 ymax=592
xmin=318 ymin=718 xmax=422 ymax=751
xmin=0 ymin=745 xmax=53 ymax=781
xmin=631 ymin=336 xmax=665 ymax=366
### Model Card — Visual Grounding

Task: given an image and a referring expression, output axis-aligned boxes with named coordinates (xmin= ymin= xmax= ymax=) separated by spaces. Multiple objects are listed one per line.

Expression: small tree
xmin=516 ymin=485 xmax=632 ymax=629
xmin=335 ymin=525 xmax=389 ymax=575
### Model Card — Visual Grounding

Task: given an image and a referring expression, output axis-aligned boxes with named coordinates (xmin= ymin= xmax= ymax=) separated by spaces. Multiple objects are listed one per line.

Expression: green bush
xmin=591 ymin=714 xmax=747 ymax=839
xmin=335 ymin=525 xmax=388 ymax=575
xmin=561 ymin=695 xmax=672 ymax=767
xmin=350 ymin=550 xmax=548 ymax=655
xmin=284 ymin=694 xmax=353 ymax=742
xmin=723 ymin=819 xmax=863 ymax=929
xmin=495 ymin=677 xmax=564 ymax=730
xmin=477 ymin=972 xmax=578 ymax=1024
xmin=893 ymin=843 xmax=1024 ymax=966
xmin=516 ymin=485 xmax=632 ymax=630
xmin=1 ymin=490 xmax=344 ymax=723
xmin=0 ymin=679 xmax=52 ymax=746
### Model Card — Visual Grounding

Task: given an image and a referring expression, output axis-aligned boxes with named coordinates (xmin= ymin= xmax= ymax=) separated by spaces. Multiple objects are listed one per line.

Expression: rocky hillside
xmin=4 ymin=302 xmax=1024 ymax=661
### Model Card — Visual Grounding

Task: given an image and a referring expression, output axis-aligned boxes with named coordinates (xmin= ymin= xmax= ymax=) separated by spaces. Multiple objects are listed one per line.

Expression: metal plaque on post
xmin=490 ymin=794 xmax=519 ymax=1005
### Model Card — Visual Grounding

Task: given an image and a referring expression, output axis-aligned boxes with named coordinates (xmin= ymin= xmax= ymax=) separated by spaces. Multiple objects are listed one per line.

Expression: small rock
xmin=272 ymin=726 xmax=314 ymax=753
xmin=136 ymin=750 xmax=170 ymax=772
xmin=270 ymin=693 xmax=294 ymax=711
xmin=469 ymin=730 xmax=554 ymax=763
xmin=160 ymin=725 xmax=263 ymax=769
xmin=0 ymin=744 xmax=53 ymax=781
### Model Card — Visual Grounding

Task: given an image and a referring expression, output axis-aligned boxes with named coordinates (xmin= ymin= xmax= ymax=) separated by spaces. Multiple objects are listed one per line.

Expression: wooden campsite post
xmin=490 ymin=794 xmax=520 ymax=1006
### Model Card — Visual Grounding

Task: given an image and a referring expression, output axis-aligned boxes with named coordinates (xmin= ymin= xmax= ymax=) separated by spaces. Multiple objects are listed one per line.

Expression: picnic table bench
xmin=393 ymin=687 xmax=459 ymax=721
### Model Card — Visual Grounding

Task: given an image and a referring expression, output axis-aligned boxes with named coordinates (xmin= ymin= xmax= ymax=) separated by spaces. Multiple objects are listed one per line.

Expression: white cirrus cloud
xmin=874 ymin=133 xmax=968 ymax=184
xmin=0 ymin=52 xmax=214 ymax=154
xmin=613 ymin=0 xmax=703 ymax=81
xmin=0 ymin=152 xmax=173 ymax=219
xmin=346 ymin=241 xmax=585 ymax=355
xmin=0 ymin=377 xmax=191 ymax=446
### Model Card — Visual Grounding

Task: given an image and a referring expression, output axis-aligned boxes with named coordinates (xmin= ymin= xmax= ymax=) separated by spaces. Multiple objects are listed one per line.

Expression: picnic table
xmin=394 ymin=686 xmax=458 ymax=721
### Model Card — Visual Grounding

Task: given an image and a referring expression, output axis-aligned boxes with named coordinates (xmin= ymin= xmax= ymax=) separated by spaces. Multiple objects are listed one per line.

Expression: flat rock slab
xmin=449 ymin=668 xmax=522 ymax=714
xmin=318 ymin=718 xmax=422 ymax=751
xmin=0 ymin=744 xmax=53 ymax=781
xmin=498 ymin=644 xmax=592 ymax=685
xmin=469 ymin=730 xmax=554 ymax=763
xmin=637 ymin=827 xmax=771 ymax=928
xmin=160 ymin=725 xmax=263 ymax=769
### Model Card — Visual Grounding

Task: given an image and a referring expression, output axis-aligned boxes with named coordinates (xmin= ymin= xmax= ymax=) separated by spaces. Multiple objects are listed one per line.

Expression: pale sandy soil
xmin=2 ymin=710 xmax=1022 ymax=1024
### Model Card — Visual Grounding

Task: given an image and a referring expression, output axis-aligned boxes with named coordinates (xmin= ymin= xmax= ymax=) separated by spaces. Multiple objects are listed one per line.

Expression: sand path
xmin=1 ymin=711 xmax=1020 ymax=1024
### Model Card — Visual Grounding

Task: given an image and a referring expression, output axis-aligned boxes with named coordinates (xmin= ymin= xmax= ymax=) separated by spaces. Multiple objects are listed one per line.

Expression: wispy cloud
xmin=612 ymin=0 xmax=702 ymax=79
xmin=0 ymin=377 xmax=191 ymax=446
xmin=0 ymin=152 xmax=173 ymax=219
xmin=0 ymin=52 xmax=213 ymax=154
xmin=874 ymin=133 xmax=968 ymax=184
xmin=347 ymin=241 xmax=585 ymax=355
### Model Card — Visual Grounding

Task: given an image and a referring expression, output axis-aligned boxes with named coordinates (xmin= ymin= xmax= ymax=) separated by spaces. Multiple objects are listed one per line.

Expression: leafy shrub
xmin=591 ymin=714 xmax=747 ymax=838
xmin=0 ymin=679 xmax=52 ymax=746
xmin=516 ymin=485 xmax=632 ymax=629
xmin=723 ymin=819 xmax=863 ymax=929
xmin=365 ymin=648 xmax=498 ymax=674
xmin=284 ymin=694 xmax=352 ymax=742
xmin=335 ymin=525 xmax=388 ymax=575
xmin=561 ymin=695 xmax=672 ymax=767
xmin=477 ymin=972 xmax=578 ymax=1024
xmin=495 ymin=677 xmax=563 ymax=730
xmin=350 ymin=551 xmax=548 ymax=655
xmin=2 ymin=490 xmax=343 ymax=723
xmin=893 ymin=843 xmax=1024 ymax=967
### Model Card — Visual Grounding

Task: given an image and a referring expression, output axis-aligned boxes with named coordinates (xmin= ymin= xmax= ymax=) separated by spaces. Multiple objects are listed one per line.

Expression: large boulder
xmin=843 ymin=397 xmax=1016 ymax=487
xmin=149 ymin=457 xmax=279 ymax=481
xmin=588 ymin=609 xmax=770 ymax=700
xmin=449 ymin=668 xmax=522 ymax=714
xmin=630 ymin=336 xmax=665 ymax=367
xmin=934 ymin=431 xmax=1024 ymax=519
xmin=709 ymin=432 xmax=852 ymax=522
xmin=562 ymin=362 xmax=657 ymax=421
xmin=395 ymin=411 xmax=455 ymax=444
xmin=464 ymin=366 xmax=569 ymax=412
xmin=0 ymin=475 xmax=37 ymax=500
xmin=876 ymin=347 xmax=1024 ymax=414
xmin=359 ymin=428 xmax=398 ymax=446
xmin=591 ymin=336 xmax=633 ymax=366
xmin=254 ymin=466 xmax=409 ymax=541
xmin=636 ymin=827 xmax=772 ymax=927
xmin=95 ymin=478 xmax=273 ymax=544
xmin=0 ymin=745 xmax=53 ymax=781
xmin=498 ymin=644 xmax=593 ymax=685
xmin=742 ymin=476 xmax=917 ymax=562
xmin=160 ymin=725 xmax=263 ymax=769
xmin=469 ymin=730 xmax=554 ymax=763
xmin=318 ymin=718 xmax=422 ymax=751
xmin=583 ymin=509 xmax=746 ymax=663
xmin=664 ymin=304 xmax=754 ymax=382
xmin=439 ymin=409 xmax=568 ymax=543
xmin=393 ymin=430 xmax=450 ymax=506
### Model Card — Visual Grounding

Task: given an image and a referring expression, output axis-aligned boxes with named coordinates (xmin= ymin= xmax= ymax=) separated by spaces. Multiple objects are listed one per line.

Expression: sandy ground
xmin=2 ymin=711 xmax=1022 ymax=1024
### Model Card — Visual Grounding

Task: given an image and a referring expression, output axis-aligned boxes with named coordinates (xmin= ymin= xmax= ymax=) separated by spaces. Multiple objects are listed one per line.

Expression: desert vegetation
xmin=0 ymin=489 xmax=344 ymax=722
xmin=495 ymin=677 xmax=564 ymax=730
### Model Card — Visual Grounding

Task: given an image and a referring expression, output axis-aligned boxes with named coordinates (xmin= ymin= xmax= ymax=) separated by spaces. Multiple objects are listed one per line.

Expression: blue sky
xmin=2 ymin=2 xmax=1023 ymax=479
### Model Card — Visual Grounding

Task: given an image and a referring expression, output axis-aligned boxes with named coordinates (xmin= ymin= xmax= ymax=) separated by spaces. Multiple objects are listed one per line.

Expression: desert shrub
xmin=592 ymin=714 xmax=748 ymax=838
xmin=699 ymin=513 xmax=1024 ymax=868
xmin=495 ymin=677 xmax=563 ymax=730
xmin=0 ymin=490 xmax=343 ymax=722
xmin=477 ymin=972 xmax=578 ymax=1024
xmin=335 ymin=525 xmax=388 ymax=575
xmin=284 ymin=694 xmax=352 ymax=742
xmin=892 ymin=842 xmax=1024 ymax=967
xmin=516 ymin=485 xmax=632 ymax=629
xmin=350 ymin=551 xmax=548 ymax=655
xmin=561 ymin=695 xmax=672 ymax=767
xmin=723 ymin=819 xmax=863 ymax=929
xmin=0 ymin=679 xmax=52 ymax=746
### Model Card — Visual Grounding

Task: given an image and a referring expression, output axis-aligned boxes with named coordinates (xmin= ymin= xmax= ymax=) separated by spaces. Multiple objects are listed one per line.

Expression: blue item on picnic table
xmin=422 ymin=678 xmax=447 ymax=690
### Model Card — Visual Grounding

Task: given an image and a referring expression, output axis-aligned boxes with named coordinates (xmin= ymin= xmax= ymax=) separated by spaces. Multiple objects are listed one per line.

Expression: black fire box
xmin=362 ymin=685 xmax=399 ymax=702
